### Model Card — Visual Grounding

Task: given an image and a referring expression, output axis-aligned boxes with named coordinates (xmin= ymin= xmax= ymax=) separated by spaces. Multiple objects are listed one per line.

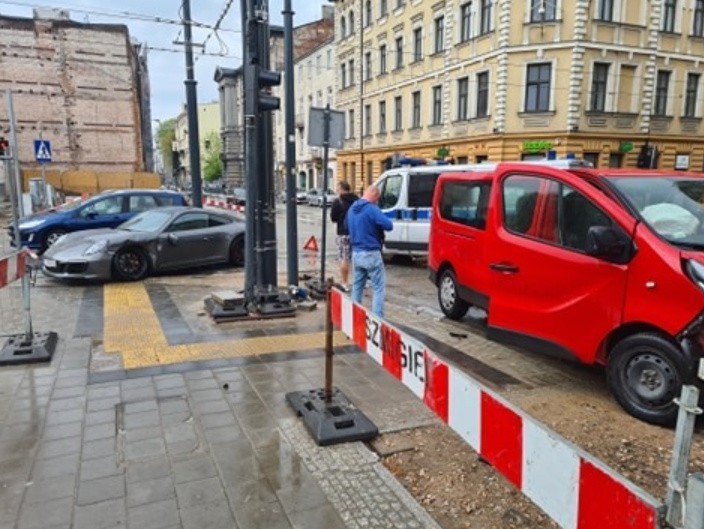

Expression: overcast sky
xmin=0 ymin=0 xmax=328 ymax=124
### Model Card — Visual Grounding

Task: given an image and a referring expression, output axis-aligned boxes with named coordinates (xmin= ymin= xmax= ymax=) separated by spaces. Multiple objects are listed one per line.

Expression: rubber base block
xmin=0 ymin=331 xmax=58 ymax=366
xmin=286 ymin=387 xmax=378 ymax=446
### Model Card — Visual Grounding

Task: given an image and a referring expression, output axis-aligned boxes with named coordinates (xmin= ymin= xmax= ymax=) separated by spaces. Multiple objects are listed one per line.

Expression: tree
xmin=202 ymin=131 xmax=223 ymax=182
xmin=156 ymin=119 xmax=176 ymax=174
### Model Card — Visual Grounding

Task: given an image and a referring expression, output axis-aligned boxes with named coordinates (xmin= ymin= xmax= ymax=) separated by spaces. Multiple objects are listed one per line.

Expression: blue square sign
xmin=34 ymin=140 xmax=52 ymax=163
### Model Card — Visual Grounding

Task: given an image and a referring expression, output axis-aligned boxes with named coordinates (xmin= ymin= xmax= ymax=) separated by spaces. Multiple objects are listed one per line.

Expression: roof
xmin=0 ymin=14 xmax=129 ymax=35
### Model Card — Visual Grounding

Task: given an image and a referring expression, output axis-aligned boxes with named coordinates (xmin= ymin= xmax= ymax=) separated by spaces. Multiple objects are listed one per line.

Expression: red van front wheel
xmin=437 ymin=269 xmax=469 ymax=320
xmin=607 ymin=333 xmax=688 ymax=425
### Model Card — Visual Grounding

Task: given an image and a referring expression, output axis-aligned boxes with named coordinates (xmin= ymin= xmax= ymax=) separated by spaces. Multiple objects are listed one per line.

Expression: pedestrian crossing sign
xmin=33 ymin=140 xmax=52 ymax=163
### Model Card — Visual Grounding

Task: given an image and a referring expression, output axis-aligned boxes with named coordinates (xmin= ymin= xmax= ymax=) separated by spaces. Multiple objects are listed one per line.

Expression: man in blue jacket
xmin=346 ymin=185 xmax=393 ymax=317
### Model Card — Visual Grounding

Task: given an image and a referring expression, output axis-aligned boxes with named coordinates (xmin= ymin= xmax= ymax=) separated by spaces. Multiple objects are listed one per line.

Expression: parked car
xmin=429 ymin=163 xmax=704 ymax=425
xmin=227 ymin=187 xmax=247 ymax=206
xmin=9 ymin=189 xmax=187 ymax=253
xmin=279 ymin=188 xmax=308 ymax=204
xmin=42 ymin=207 xmax=245 ymax=281
xmin=305 ymin=188 xmax=321 ymax=206
xmin=308 ymin=188 xmax=337 ymax=207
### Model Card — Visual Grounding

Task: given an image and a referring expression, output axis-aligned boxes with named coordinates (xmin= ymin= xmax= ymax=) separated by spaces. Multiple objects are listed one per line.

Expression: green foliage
xmin=156 ymin=119 xmax=176 ymax=172
xmin=203 ymin=131 xmax=223 ymax=182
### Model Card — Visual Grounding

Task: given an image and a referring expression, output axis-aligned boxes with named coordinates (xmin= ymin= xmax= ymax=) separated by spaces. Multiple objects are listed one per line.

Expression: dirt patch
xmin=372 ymin=425 xmax=559 ymax=529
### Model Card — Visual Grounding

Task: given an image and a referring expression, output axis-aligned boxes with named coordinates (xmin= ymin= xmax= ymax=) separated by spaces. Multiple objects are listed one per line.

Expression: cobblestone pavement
xmin=0 ymin=274 xmax=443 ymax=529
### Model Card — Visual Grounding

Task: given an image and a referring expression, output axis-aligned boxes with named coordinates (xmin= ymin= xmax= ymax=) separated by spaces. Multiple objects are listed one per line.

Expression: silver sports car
xmin=42 ymin=207 xmax=245 ymax=281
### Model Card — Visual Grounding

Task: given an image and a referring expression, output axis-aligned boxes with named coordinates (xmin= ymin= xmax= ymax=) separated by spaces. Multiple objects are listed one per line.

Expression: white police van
xmin=373 ymin=158 xmax=592 ymax=257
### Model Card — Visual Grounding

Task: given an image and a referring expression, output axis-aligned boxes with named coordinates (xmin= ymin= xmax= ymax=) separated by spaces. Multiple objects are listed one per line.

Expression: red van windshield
xmin=609 ymin=176 xmax=704 ymax=247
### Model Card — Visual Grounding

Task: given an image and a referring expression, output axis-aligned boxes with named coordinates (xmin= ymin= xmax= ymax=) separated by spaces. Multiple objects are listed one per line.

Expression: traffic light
xmin=258 ymin=70 xmax=281 ymax=112
xmin=0 ymin=137 xmax=8 ymax=157
xmin=636 ymin=145 xmax=659 ymax=168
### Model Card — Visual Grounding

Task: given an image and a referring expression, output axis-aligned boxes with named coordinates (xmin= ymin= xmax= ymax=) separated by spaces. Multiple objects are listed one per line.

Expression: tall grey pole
xmin=4 ymin=89 xmax=33 ymax=340
xmin=242 ymin=0 xmax=257 ymax=302
xmin=182 ymin=0 xmax=203 ymax=209
xmin=283 ymin=0 xmax=298 ymax=286
xmin=319 ymin=105 xmax=331 ymax=286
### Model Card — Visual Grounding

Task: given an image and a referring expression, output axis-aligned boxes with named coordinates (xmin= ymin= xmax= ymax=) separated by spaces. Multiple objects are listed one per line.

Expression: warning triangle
xmin=303 ymin=235 xmax=319 ymax=252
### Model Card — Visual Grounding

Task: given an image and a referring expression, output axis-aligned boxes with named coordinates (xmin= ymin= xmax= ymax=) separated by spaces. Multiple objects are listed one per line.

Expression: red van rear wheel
xmin=437 ymin=269 xmax=469 ymax=320
xmin=607 ymin=333 xmax=689 ymax=425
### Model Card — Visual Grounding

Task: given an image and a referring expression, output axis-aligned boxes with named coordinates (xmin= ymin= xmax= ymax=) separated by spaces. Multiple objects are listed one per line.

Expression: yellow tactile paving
xmin=103 ymin=282 xmax=344 ymax=370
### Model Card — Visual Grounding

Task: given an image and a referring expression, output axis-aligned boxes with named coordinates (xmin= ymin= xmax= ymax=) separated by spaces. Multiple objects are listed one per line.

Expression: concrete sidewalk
xmin=0 ymin=280 xmax=442 ymax=529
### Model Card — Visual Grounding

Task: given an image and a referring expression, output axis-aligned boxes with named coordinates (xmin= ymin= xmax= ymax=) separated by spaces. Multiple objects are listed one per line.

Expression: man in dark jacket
xmin=346 ymin=185 xmax=393 ymax=317
xmin=329 ymin=181 xmax=359 ymax=289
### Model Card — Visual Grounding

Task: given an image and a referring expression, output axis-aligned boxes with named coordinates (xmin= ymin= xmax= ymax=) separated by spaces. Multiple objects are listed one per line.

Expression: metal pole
xmin=324 ymin=279 xmax=334 ymax=402
xmin=666 ymin=385 xmax=702 ymax=528
xmin=4 ymin=89 xmax=32 ymax=340
xmin=257 ymin=0 xmax=277 ymax=288
xmin=39 ymin=123 xmax=47 ymax=211
xmin=283 ymin=0 xmax=298 ymax=287
xmin=319 ymin=105 xmax=331 ymax=286
xmin=242 ymin=0 xmax=258 ymax=303
xmin=182 ymin=0 xmax=203 ymax=209
xmin=359 ymin=0 xmax=366 ymax=188
xmin=685 ymin=473 xmax=704 ymax=529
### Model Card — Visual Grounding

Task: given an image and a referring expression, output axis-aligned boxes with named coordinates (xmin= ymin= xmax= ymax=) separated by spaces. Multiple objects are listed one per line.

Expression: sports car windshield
xmin=118 ymin=211 xmax=172 ymax=232
xmin=609 ymin=176 xmax=704 ymax=248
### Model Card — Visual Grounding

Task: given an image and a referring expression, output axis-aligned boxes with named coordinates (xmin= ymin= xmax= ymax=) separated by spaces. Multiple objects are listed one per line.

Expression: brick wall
xmin=0 ymin=15 xmax=145 ymax=174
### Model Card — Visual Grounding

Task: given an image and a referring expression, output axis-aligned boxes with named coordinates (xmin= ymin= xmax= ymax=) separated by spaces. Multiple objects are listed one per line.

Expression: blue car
xmin=9 ymin=189 xmax=187 ymax=252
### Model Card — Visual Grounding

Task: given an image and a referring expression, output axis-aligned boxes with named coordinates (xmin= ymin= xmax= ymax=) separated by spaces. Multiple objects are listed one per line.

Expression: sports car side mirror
xmin=167 ymin=233 xmax=179 ymax=245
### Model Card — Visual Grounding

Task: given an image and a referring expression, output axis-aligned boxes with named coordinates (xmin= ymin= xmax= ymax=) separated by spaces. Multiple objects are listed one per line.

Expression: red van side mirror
xmin=585 ymin=226 xmax=635 ymax=264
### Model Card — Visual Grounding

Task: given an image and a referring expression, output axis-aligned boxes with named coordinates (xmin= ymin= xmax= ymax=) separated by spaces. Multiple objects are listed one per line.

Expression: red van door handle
xmin=489 ymin=262 xmax=519 ymax=274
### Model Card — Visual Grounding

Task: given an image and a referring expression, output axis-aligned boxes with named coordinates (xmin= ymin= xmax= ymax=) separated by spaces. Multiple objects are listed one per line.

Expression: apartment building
xmin=335 ymin=0 xmax=704 ymax=190
xmin=172 ymin=101 xmax=221 ymax=185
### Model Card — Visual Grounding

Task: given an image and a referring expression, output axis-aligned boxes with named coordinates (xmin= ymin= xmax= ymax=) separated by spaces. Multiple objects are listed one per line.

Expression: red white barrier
xmin=0 ymin=250 xmax=27 ymax=289
xmin=330 ymin=288 xmax=663 ymax=529
xmin=202 ymin=195 xmax=245 ymax=214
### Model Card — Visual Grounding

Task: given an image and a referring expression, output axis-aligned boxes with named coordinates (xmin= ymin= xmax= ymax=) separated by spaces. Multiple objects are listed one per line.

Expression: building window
xmin=662 ymin=0 xmax=676 ymax=32
xmin=609 ymin=153 xmax=623 ymax=168
xmin=365 ymin=0 xmax=372 ymax=27
xmin=349 ymin=10 xmax=355 ymax=34
xmin=434 ymin=16 xmax=445 ymax=53
xmin=695 ymin=0 xmax=704 ymax=36
xmin=525 ymin=63 xmax=551 ymax=112
xmin=530 ymin=0 xmax=556 ymax=22
xmin=380 ymin=0 xmax=388 ymax=17
xmin=480 ymin=0 xmax=493 ymax=34
xmin=364 ymin=52 xmax=372 ymax=81
xmin=327 ymin=50 xmax=332 ymax=68
xmin=340 ymin=16 xmax=347 ymax=38
xmin=379 ymin=100 xmax=387 ymax=133
xmin=457 ymin=77 xmax=469 ymax=120
xmin=348 ymin=109 xmax=355 ymax=138
xmin=654 ymin=70 xmax=671 ymax=116
xmin=379 ymin=44 xmax=387 ymax=74
xmin=395 ymin=36 xmax=404 ymax=69
xmin=364 ymin=104 xmax=371 ymax=136
xmin=413 ymin=27 xmax=423 ymax=62
xmin=597 ymin=0 xmax=613 ymax=21
xmin=396 ymin=0 xmax=405 ymax=9
xmin=394 ymin=96 xmax=403 ymax=131
xmin=591 ymin=63 xmax=609 ymax=112
xmin=432 ymin=86 xmax=443 ymax=125
xmin=412 ymin=91 xmax=421 ymax=128
xmin=477 ymin=71 xmax=489 ymax=117
xmin=685 ymin=73 xmax=700 ymax=118
xmin=348 ymin=59 xmax=355 ymax=85
xmin=460 ymin=3 xmax=472 ymax=42
xmin=341 ymin=63 xmax=347 ymax=88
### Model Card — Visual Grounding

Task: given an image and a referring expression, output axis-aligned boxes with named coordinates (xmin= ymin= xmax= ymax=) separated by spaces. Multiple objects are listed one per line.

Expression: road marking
xmin=103 ymin=282 xmax=345 ymax=370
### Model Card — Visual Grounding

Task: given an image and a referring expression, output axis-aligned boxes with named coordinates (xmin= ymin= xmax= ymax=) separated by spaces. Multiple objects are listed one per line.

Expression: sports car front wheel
xmin=113 ymin=247 xmax=149 ymax=281
xmin=229 ymin=238 xmax=244 ymax=267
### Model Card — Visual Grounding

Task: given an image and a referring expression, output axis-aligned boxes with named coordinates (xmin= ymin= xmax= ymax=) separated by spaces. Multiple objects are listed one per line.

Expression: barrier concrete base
xmin=286 ymin=387 xmax=378 ymax=446
xmin=0 ymin=331 xmax=58 ymax=365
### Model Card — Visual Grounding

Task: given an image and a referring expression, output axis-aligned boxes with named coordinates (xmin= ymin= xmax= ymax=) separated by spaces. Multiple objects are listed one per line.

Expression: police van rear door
xmin=405 ymin=171 xmax=441 ymax=254
xmin=376 ymin=172 xmax=406 ymax=253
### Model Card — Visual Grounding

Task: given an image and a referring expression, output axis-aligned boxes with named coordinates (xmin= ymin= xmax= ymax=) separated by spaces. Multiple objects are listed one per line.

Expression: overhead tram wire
xmin=196 ymin=0 xmax=236 ymax=63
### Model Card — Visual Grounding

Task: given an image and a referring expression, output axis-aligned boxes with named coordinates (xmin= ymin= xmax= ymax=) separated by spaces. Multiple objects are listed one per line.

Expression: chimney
xmin=33 ymin=8 xmax=70 ymax=21
xmin=322 ymin=5 xmax=334 ymax=20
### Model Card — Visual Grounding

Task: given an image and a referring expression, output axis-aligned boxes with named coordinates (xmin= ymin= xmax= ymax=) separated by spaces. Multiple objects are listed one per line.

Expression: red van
xmin=428 ymin=163 xmax=704 ymax=424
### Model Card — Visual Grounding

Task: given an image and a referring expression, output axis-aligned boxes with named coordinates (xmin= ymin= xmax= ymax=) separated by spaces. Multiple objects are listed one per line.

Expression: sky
xmin=0 ymin=0 xmax=328 ymax=125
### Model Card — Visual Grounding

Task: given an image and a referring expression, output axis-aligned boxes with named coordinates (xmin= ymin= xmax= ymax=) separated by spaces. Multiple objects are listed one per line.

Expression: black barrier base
xmin=0 ymin=331 xmax=58 ymax=366
xmin=304 ymin=279 xmax=328 ymax=300
xmin=286 ymin=387 xmax=378 ymax=446
xmin=204 ymin=297 xmax=249 ymax=321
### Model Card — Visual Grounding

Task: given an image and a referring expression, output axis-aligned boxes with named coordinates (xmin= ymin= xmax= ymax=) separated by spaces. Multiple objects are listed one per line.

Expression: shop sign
xmin=436 ymin=146 xmax=450 ymax=158
xmin=619 ymin=142 xmax=634 ymax=153
xmin=675 ymin=155 xmax=690 ymax=170
xmin=523 ymin=140 xmax=553 ymax=153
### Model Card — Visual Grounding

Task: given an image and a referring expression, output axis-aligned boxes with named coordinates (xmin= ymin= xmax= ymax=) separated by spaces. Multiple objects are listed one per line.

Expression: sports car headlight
xmin=84 ymin=241 xmax=108 ymax=256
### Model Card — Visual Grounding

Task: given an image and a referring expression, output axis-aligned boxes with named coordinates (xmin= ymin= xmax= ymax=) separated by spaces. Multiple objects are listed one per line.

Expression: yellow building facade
xmin=335 ymin=0 xmax=704 ymax=190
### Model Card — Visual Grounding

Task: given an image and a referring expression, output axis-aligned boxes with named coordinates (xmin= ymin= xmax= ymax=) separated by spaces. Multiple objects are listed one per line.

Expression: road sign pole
xmin=319 ymin=105 xmax=331 ymax=287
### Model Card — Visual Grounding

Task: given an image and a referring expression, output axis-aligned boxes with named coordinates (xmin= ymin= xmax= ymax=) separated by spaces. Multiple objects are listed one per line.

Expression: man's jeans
xmin=351 ymin=250 xmax=385 ymax=318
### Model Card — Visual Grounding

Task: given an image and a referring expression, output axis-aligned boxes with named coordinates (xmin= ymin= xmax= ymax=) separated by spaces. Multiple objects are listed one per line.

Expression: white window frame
xmin=521 ymin=59 xmax=556 ymax=113
xmin=474 ymin=69 xmax=491 ymax=118
xmin=682 ymin=70 xmax=702 ymax=117
xmin=588 ymin=60 xmax=615 ymax=112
